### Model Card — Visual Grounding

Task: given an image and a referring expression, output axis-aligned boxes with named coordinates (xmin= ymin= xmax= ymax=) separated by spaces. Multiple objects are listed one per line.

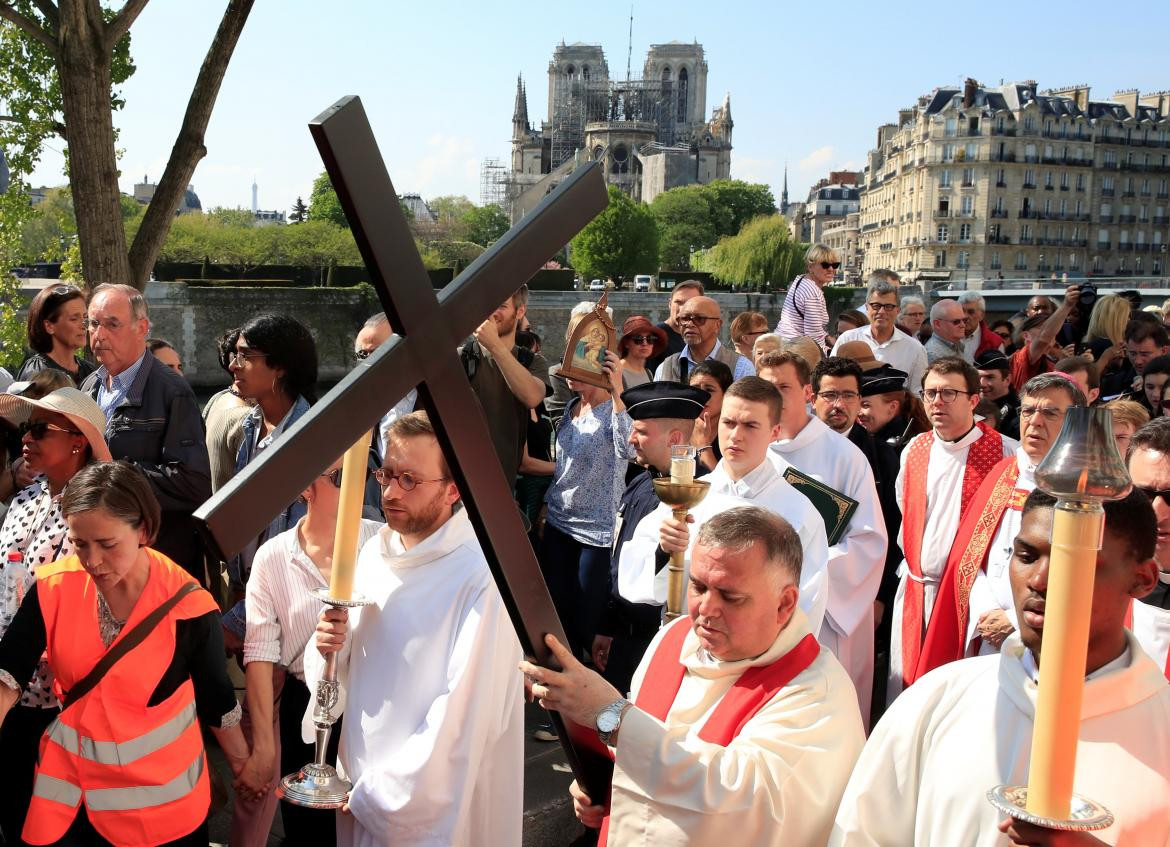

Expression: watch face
xmin=597 ymin=707 xmax=620 ymax=733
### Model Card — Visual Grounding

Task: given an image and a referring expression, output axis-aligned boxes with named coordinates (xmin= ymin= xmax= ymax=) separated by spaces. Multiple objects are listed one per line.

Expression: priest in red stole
xmin=521 ymin=506 xmax=865 ymax=847
xmin=912 ymin=373 xmax=1087 ymax=683
xmin=888 ymin=357 xmax=1016 ymax=704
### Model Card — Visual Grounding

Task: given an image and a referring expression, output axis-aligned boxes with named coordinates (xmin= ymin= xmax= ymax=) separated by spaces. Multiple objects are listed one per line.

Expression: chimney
xmin=1112 ymin=89 xmax=1140 ymax=119
xmin=963 ymin=78 xmax=979 ymax=109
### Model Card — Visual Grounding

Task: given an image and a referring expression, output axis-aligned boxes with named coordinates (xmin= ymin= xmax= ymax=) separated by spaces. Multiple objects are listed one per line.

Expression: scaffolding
xmin=479 ymin=158 xmax=508 ymax=209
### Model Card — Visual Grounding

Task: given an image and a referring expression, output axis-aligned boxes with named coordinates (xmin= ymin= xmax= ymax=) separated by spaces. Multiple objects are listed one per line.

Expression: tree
xmin=570 ymin=185 xmax=658 ymax=283
xmin=0 ymin=0 xmax=255 ymax=289
xmin=289 ymin=196 xmax=307 ymax=223
xmin=649 ymin=185 xmax=715 ymax=270
xmin=308 ymin=171 xmax=347 ymax=228
xmin=459 ymin=204 xmax=509 ymax=247
xmin=428 ymin=194 xmax=475 ymax=224
xmin=702 ymin=180 xmax=776 ymax=239
xmin=695 ymin=214 xmax=805 ymax=290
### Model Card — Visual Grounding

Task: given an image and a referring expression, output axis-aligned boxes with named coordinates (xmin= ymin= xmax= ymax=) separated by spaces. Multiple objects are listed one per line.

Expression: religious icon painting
xmin=560 ymin=292 xmax=617 ymax=390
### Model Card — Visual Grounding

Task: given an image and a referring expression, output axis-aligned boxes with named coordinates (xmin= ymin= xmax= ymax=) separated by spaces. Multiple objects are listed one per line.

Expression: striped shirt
xmin=243 ymin=517 xmax=384 ymax=679
xmin=94 ymin=351 xmax=148 ymax=417
xmin=776 ymin=274 xmax=829 ymax=348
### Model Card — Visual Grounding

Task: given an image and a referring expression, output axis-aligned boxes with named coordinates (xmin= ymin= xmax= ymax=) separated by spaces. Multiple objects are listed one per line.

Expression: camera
xmin=1078 ymin=282 xmax=1096 ymax=308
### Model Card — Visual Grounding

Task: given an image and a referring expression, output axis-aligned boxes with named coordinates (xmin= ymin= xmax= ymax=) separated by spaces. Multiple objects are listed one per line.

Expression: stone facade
xmin=858 ymin=80 xmax=1170 ymax=288
xmin=504 ymin=41 xmax=733 ymax=221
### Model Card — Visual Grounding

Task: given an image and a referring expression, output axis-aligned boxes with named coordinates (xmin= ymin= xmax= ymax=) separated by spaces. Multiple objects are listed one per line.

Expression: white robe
xmin=609 ymin=609 xmax=865 ymax=846
xmin=1132 ymin=582 xmax=1170 ymax=677
xmin=888 ymin=427 xmax=1017 ymax=701
xmin=965 ymin=448 xmax=1037 ymax=654
xmin=617 ymin=458 xmax=829 ymax=635
xmin=769 ymin=416 xmax=887 ymax=721
xmin=301 ymin=508 xmax=524 ymax=847
xmin=832 ymin=633 xmax=1170 ymax=846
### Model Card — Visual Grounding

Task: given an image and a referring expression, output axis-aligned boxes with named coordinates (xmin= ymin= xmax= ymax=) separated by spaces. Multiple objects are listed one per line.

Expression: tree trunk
xmin=127 ymin=0 xmax=255 ymax=290
xmin=58 ymin=1 xmax=132 ymax=289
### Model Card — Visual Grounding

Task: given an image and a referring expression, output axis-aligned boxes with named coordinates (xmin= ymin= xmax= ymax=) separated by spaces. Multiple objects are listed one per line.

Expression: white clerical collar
xmin=936 ymin=424 xmax=982 ymax=452
xmin=1160 ymin=570 xmax=1170 ymax=585
xmin=715 ymin=458 xmax=775 ymax=498
xmin=1020 ymin=644 xmax=1131 ymax=684
xmin=1015 ymin=446 xmax=1038 ymax=482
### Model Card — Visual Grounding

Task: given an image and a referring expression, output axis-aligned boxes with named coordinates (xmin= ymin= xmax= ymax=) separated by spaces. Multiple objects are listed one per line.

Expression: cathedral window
xmin=677 ymin=67 xmax=689 ymax=122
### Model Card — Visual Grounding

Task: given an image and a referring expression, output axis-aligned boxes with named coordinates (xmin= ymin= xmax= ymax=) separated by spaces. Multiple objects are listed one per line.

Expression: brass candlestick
xmin=987 ymin=407 xmax=1130 ymax=832
xmin=652 ymin=445 xmax=710 ymax=622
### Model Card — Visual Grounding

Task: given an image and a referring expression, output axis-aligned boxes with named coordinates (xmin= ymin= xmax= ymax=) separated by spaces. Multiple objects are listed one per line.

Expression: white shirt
xmin=617 ymin=458 xmax=829 ymax=635
xmin=609 ymin=610 xmax=865 ymax=847
xmin=832 ymin=325 xmax=928 ymax=397
xmin=832 ymin=633 xmax=1170 ymax=846
xmin=244 ymin=518 xmax=383 ymax=679
xmin=302 ymin=508 xmax=523 ymax=847
xmin=1132 ymin=581 xmax=1170 ymax=676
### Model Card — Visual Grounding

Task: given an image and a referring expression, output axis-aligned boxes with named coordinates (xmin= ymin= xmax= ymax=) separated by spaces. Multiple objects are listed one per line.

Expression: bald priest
xmin=523 ymin=506 xmax=864 ymax=846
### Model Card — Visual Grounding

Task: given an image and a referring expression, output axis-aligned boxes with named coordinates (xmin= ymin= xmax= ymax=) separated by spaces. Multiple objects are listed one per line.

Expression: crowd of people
xmin=0 ymin=249 xmax=1167 ymax=846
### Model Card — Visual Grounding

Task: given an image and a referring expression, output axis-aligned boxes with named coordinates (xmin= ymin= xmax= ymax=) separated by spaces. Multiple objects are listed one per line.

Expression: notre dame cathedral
xmin=500 ymin=41 xmax=733 ymax=222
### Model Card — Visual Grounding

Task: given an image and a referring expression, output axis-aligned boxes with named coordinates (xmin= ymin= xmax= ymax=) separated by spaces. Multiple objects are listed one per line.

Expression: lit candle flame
xmin=1076 ymin=467 xmax=1089 ymax=495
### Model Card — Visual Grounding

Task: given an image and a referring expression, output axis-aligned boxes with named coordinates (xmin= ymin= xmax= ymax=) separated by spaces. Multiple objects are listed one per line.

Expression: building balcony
xmin=955 ymin=210 xmax=977 ymax=218
xmin=1075 ymin=186 xmax=1086 ymax=192
xmin=987 ymin=235 xmax=1012 ymax=244
xmin=961 ymin=181 xmax=975 ymax=188
xmin=991 ymin=151 xmax=1017 ymax=162
xmin=995 ymin=180 xmax=1007 ymax=187
xmin=991 ymin=127 xmax=1017 ymax=137
xmin=1059 ymin=184 xmax=1070 ymax=191
xmin=1099 ymin=215 xmax=1114 ymax=223
xmin=1118 ymin=243 xmax=1135 ymax=252
xmin=1043 ymin=185 xmax=1055 ymax=191
xmin=1097 ymin=242 xmax=1112 ymax=250
xmin=1121 ymin=190 xmax=1136 ymax=198
xmin=1019 ymin=236 xmax=1035 ymax=245
xmin=1154 ymin=216 xmax=1170 ymax=226
xmin=1157 ymin=192 xmax=1170 ymax=200
xmin=990 ymin=209 xmax=1009 ymax=218
xmin=934 ymin=209 xmax=950 ymax=218
xmin=1101 ymin=188 xmax=1115 ymax=196
xmin=1119 ymin=214 xmax=1137 ymax=223
xmin=1022 ymin=182 xmax=1037 ymax=190
xmin=1135 ymin=244 xmax=1152 ymax=253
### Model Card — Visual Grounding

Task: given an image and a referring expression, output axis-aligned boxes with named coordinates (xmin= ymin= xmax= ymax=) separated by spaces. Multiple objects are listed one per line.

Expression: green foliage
xmin=289 ymin=197 xmax=307 ymax=223
xmin=649 ymin=185 xmax=715 ymax=270
xmin=570 ymin=186 xmax=659 ymax=283
xmin=649 ymin=179 xmax=776 ymax=271
xmin=157 ymin=215 xmax=361 ymax=271
xmin=0 ymin=188 xmax=31 ymax=369
xmin=19 ymin=187 xmax=76 ymax=262
xmin=430 ymin=240 xmax=485 ymax=273
xmin=458 ymin=204 xmax=509 ymax=247
xmin=428 ymin=195 xmax=475 ymax=224
xmin=695 ymin=215 xmax=806 ymax=290
xmin=308 ymin=172 xmax=348 ymax=228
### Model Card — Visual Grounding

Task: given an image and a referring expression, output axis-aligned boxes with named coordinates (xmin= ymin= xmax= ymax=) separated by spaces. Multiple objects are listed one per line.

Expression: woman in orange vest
xmin=0 ymin=460 xmax=251 ymax=847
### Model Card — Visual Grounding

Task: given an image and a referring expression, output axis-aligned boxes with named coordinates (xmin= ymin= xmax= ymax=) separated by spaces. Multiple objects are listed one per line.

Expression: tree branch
xmin=0 ymin=2 xmax=58 ymax=53
xmin=31 ymin=0 xmax=57 ymax=29
xmin=104 ymin=0 xmax=147 ymax=51
xmin=128 ymin=0 xmax=255 ymax=287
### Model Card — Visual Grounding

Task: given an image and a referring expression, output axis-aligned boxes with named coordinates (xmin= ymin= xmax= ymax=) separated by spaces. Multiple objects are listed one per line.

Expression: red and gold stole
xmin=913 ymin=456 xmax=1018 ymax=682
xmin=899 ymin=421 xmax=1004 ymax=686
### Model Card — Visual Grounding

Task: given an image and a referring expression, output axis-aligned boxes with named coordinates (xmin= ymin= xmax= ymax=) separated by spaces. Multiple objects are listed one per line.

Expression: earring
xmin=71 ymin=446 xmax=80 ymax=454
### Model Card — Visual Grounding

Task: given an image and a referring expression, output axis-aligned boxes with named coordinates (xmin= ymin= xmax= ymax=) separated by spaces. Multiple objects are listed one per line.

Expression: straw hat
xmin=0 ymin=387 xmax=112 ymax=462
xmin=835 ymin=340 xmax=882 ymax=372
xmin=779 ymin=337 xmax=823 ymax=371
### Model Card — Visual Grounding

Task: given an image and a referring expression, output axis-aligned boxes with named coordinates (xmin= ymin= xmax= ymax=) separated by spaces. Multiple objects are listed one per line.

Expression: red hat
xmin=619 ymin=315 xmax=667 ymax=358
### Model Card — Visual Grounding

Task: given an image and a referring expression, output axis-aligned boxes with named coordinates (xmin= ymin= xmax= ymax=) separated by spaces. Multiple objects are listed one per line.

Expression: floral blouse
xmin=0 ymin=478 xmax=69 ymax=708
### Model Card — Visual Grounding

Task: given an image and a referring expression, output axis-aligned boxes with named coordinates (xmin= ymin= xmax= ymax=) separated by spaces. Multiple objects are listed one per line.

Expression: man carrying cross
xmin=524 ymin=506 xmax=864 ymax=846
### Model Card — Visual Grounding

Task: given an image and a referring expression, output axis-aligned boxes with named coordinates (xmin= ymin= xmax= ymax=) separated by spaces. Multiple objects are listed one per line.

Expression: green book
xmin=781 ymin=467 xmax=859 ymax=546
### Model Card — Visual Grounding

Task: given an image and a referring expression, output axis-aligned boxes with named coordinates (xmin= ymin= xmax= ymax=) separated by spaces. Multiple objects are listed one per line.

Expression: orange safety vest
xmin=24 ymin=549 xmax=219 ymax=847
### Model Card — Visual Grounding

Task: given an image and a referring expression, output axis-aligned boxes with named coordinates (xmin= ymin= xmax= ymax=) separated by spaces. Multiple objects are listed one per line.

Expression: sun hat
xmin=779 ymin=336 xmax=824 ymax=371
xmin=618 ymin=315 xmax=667 ymax=358
xmin=0 ymin=387 xmax=112 ymax=462
xmin=835 ymin=340 xmax=882 ymax=372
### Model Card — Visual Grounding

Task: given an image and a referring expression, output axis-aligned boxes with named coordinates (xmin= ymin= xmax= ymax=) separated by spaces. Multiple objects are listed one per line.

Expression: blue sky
xmin=24 ymin=0 xmax=1170 ymax=215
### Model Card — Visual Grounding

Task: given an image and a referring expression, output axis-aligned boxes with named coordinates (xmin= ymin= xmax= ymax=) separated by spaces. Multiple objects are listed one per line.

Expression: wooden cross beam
xmin=193 ymin=96 xmax=613 ymax=796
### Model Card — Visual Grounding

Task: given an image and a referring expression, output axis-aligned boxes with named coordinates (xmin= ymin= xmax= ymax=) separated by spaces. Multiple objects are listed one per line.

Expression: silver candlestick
xmin=277 ymin=587 xmax=371 ymax=809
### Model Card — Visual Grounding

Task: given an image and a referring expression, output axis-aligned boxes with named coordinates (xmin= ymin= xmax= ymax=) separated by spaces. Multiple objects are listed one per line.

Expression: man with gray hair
xmin=832 ymin=276 xmax=927 ymax=397
xmin=923 ymin=299 xmax=971 ymax=364
xmin=896 ymin=295 xmax=927 ymax=339
xmin=80 ymin=283 xmax=211 ymax=581
xmin=956 ymin=291 xmax=1005 ymax=360
xmin=523 ymin=505 xmax=864 ymax=846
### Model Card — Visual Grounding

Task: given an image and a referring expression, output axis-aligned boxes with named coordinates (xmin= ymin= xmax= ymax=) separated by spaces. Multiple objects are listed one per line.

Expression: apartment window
xmin=935 ymin=251 xmax=947 ymax=267
xmin=1093 ymin=255 xmax=1103 ymax=272
xmin=957 ymin=251 xmax=970 ymax=269
xmin=1044 ymin=171 xmax=1054 ymax=187
xmin=942 ymin=143 xmax=955 ymax=162
xmin=1098 ymin=228 xmax=1109 ymax=244
xmin=937 ymin=224 xmax=949 ymax=242
xmin=1024 ymin=117 xmax=1035 ymax=132
xmin=1076 ymin=200 xmax=1085 ymax=216
xmin=959 ymin=223 xmax=972 ymax=242
xmin=1076 ymin=174 xmax=1085 ymax=191
xmin=1104 ymin=150 xmax=1117 ymax=166
xmin=944 ymin=117 xmax=957 ymax=137
xmin=996 ymin=168 xmax=1006 ymax=186
xmin=965 ymin=142 xmax=978 ymax=161
xmin=994 ymin=197 xmax=1005 ymax=214
xmin=1140 ymin=205 xmax=1149 ymax=222
xmin=1060 ymin=172 xmax=1069 ymax=188
xmin=960 ymin=195 xmax=974 ymax=215
xmin=962 ymin=167 xmax=975 ymax=186
xmin=1016 ymin=251 xmax=1028 ymax=269
xmin=1025 ymin=144 xmax=1038 ymax=162
xmin=990 ymin=251 xmax=1002 ymax=269
xmin=1021 ymin=224 xmax=1032 ymax=240
xmin=1103 ymin=176 xmax=1114 ymax=191
xmin=1044 ymin=198 xmax=1053 ymax=215
xmin=1024 ymin=168 xmax=1036 ymax=186
xmin=939 ymin=170 xmax=952 ymax=187
xmin=1059 ymin=199 xmax=1068 ymax=215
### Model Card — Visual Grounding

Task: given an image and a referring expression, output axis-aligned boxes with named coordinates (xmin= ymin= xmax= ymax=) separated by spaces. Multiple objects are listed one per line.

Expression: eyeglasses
xmin=923 ymin=387 xmax=974 ymax=403
xmin=1134 ymin=485 xmax=1170 ymax=506
xmin=627 ymin=335 xmax=656 ymax=345
xmin=87 ymin=317 xmax=124 ymax=332
xmin=941 ymin=318 xmax=967 ymax=326
xmin=229 ymin=349 xmax=267 ymax=366
xmin=1020 ymin=405 xmax=1068 ymax=422
xmin=818 ymin=262 xmax=842 ymax=270
xmin=319 ymin=468 xmax=344 ymax=488
xmin=816 ymin=390 xmax=860 ymax=404
xmin=373 ymin=468 xmax=449 ymax=491
xmin=867 ymin=302 xmax=898 ymax=313
xmin=677 ymin=314 xmax=719 ymax=326
xmin=354 ymin=348 xmax=374 ymax=361
xmin=19 ymin=420 xmax=81 ymax=440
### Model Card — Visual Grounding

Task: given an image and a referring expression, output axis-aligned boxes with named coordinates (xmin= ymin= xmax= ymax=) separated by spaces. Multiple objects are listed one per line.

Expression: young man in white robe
xmin=888 ymin=356 xmax=1017 ymax=702
xmin=618 ymin=376 xmax=828 ymax=634
xmin=832 ymin=488 xmax=1170 ymax=846
xmin=1126 ymin=417 xmax=1170 ymax=680
xmin=307 ymin=412 xmax=524 ymax=847
xmin=525 ymin=505 xmax=865 ymax=846
xmin=758 ymin=351 xmax=887 ymax=720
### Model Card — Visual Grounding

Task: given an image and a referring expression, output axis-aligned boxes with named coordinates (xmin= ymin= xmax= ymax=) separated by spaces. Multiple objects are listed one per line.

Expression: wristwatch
xmin=595 ymin=697 xmax=631 ymax=745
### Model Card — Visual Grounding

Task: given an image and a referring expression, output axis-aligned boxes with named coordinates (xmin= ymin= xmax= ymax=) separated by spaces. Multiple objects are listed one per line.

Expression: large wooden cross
xmin=193 ymin=96 xmax=613 ymax=796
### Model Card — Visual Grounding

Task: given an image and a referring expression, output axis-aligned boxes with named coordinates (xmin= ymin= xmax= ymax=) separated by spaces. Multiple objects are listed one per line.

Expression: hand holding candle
xmin=328 ymin=429 xmax=374 ymax=601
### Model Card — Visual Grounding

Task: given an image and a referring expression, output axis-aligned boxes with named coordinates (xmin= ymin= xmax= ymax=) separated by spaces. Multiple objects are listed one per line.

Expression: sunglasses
xmin=319 ymin=468 xmax=344 ymax=488
xmin=818 ymin=262 xmax=842 ymax=270
xmin=19 ymin=420 xmax=81 ymax=440
xmin=677 ymin=314 xmax=718 ymax=326
xmin=627 ymin=335 xmax=656 ymax=345
xmin=1135 ymin=485 xmax=1170 ymax=505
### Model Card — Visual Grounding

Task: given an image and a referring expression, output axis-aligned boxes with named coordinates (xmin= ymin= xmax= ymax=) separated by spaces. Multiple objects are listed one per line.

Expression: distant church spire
xmin=512 ymin=74 xmax=529 ymax=131
xmin=781 ymin=163 xmax=789 ymax=209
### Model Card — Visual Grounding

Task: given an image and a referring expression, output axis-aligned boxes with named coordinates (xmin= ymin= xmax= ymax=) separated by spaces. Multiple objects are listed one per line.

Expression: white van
xmin=588 ymin=278 xmax=605 ymax=291
xmin=633 ymin=274 xmax=652 ymax=292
